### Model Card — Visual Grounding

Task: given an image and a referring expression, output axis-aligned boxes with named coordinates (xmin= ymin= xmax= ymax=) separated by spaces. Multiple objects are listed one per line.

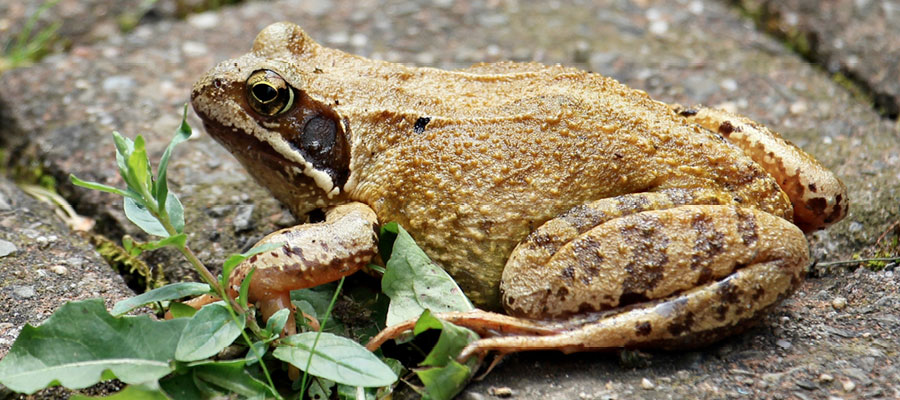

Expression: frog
xmin=190 ymin=22 xmax=847 ymax=358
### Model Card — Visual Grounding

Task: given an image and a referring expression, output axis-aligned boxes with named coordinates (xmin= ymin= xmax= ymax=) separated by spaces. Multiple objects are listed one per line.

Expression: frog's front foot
xmin=228 ymin=202 xmax=379 ymax=332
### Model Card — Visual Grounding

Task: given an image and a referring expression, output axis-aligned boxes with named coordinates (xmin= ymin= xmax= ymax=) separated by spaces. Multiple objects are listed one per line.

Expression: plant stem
xmin=816 ymin=256 xmax=900 ymax=268
xmin=299 ymin=277 xmax=346 ymax=395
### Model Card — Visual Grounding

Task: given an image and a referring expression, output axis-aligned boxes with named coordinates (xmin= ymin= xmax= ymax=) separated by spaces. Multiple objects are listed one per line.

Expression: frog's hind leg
xmin=460 ymin=257 xmax=797 ymax=359
xmin=466 ymin=204 xmax=808 ymax=358
xmin=670 ymin=105 xmax=847 ymax=232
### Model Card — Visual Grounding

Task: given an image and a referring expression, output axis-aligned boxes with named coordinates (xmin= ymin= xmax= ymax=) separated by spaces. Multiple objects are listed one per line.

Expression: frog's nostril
xmin=213 ymin=78 xmax=223 ymax=89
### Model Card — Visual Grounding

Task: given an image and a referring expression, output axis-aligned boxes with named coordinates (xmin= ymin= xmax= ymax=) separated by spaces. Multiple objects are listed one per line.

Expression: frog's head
xmin=191 ymin=22 xmax=351 ymax=217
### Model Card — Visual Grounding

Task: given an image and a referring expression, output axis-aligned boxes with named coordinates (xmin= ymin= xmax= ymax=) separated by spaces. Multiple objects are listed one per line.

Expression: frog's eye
xmin=246 ymin=70 xmax=295 ymax=116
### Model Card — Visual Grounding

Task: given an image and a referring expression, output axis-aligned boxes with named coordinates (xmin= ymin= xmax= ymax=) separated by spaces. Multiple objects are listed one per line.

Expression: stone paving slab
xmin=0 ymin=0 xmax=897 ymax=398
xmin=733 ymin=0 xmax=900 ymax=119
xmin=0 ymin=177 xmax=132 ymax=359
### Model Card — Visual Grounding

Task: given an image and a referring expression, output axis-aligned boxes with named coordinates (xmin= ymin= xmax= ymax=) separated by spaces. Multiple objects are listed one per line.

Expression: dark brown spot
xmin=560 ymin=265 xmax=575 ymax=281
xmin=556 ymin=286 xmax=569 ymax=301
xmin=619 ymin=214 xmax=669 ymax=305
xmin=249 ymin=254 xmax=258 ymax=263
xmin=752 ymin=287 xmax=766 ymax=301
xmin=635 ymin=321 xmax=652 ymax=336
xmin=735 ymin=208 xmax=759 ymax=247
xmin=713 ymin=278 xmax=743 ymax=321
xmin=666 ymin=298 xmax=694 ymax=336
xmin=616 ymin=194 xmax=651 ymax=215
xmin=690 ymin=213 xmax=726 ymax=271
xmin=808 ymin=197 xmax=828 ymax=216
xmin=270 ymin=252 xmax=279 ymax=258
xmin=560 ymin=205 xmax=609 ymax=234
xmin=506 ymin=296 xmax=515 ymax=306
xmin=718 ymin=121 xmax=735 ymax=135
xmin=413 ymin=117 xmax=431 ymax=134
xmin=678 ymin=108 xmax=698 ymax=117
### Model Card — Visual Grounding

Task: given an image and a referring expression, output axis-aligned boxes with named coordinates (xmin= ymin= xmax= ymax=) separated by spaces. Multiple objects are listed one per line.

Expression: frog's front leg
xmin=228 ymin=202 xmax=378 ymax=334
xmin=466 ymin=194 xmax=808 ymax=357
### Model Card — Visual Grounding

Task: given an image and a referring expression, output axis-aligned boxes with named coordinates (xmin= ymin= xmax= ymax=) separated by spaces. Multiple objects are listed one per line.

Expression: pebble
xmin=232 ymin=204 xmax=256 ymax=232
xmin=50 ymin=265 xmax=69 ymax=275
xmin=819 ymin=373 xmax=834 ymax=382
xmin=842 ymin=380 xmax=856 ymax=392
xmin=13 ymin=285 xmax=36 ymax=299
xmin=0 ymin=239 xmax=16 ymax=257
xmin=640 ymin=378 xmax=654 ymax=390
xmin=776 ymin=339 xmax=792 ymax=349
xmin=488 ymin=386 xmax=513 ymax=397
xmin=832 ymin=296 xmax=848 ymax=310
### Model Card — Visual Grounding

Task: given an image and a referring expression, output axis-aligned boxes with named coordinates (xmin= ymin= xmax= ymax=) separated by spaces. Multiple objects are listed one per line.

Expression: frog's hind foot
xmin=365 ymin=309 xmax=560 ymax=353
xmin=670 ymin=104 xmax=847 ymax=232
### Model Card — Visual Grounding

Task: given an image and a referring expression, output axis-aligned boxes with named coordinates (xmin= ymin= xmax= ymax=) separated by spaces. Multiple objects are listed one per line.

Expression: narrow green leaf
xmin=112 ymin=131 xmax=135 ymax=183
xmin=69 ymin=174 xmax=135 ymax=199
xmin=111 ymin=282 xmax=210 ymax=316
xmin=124 ymin=197 xmax=169 ymax=237
xmin=0 ymin=299 xmax=187 ymax=394
xmin=164 ymin=192 xmax=185 ymax=234
xmin=70 ymin=382 xmax=171 ymax=400
xmin=273 ymin=332 xmax=397 ymax=387
xmin=155 ymin=106 xmax=192 ymax=212
xmin=175 ymin=303 xmax=245 ymax=361
xmin=192 ymin=359 xmax=274 ymax=399
xmin=238 ymin=266 xmax=256 ymax=310
xmin=382 ymin=225 xmax=473 ymax=326
xmin=127 ymin=135 xmax=153 ymax=195
xmin=413 ymin=311 xmax=479 ymax=368
xmin=417 ymin=360 xmax=472 ymax=400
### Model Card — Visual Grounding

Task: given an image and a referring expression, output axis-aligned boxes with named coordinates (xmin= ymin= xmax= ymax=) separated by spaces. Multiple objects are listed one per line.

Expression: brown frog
xmin=190 ymin=22 xmax=847 ymax=357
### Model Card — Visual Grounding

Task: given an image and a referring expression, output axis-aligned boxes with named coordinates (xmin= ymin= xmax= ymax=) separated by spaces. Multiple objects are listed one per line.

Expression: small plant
xmin=0 ymin=0 xmax=61 ymax=73
xmin=0 ymin=108 xmax=480 ymax=399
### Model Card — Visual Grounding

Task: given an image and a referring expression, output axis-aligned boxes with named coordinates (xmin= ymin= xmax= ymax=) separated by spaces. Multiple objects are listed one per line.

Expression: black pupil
xmin=252 ymin=83 xmax=278 ymax=103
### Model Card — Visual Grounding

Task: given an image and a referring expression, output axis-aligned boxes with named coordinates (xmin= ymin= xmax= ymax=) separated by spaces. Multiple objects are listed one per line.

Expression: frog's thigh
xmin=671 ymin=105 xmax=847 ymax=232
xmin=502 ymin=205 xmax=808 ymax=320
xmin=228 ymin=202 xmax=379 ymax=320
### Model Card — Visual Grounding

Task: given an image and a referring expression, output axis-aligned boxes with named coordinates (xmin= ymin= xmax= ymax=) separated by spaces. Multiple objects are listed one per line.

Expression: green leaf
xmin=112 ymin=131 xmax=135 ymax=183
xmin=164 ymin=192 xmax=185 ymax=234
xmin=168 ymin=302 xmax=198 ymax=319
xmin=265 ymin=308 xmax=290 ymax=337
xmin=154 ymin=106 xmax=192 ymax=214
xmin=69 ymin=174 xmax=135 ymax=200
xmin=220 ymin=242 xmax=284 ymax=290
xmin=124 ymin=197 xmax=168 ymax=237
xmin=159 ymin=372 xmax=203 ymax=399
xmin=126 ymin=135 xmax=153 ymax=195
xmin=70 ymin=382 xmax=171 ymax=400
xmin=417 ymin=360 xmax=472 ymax=400
xmin=382 ymin=225 xmax=473 ymax=326
xmin=175 ymin=303 xmax=245 ymax=361
xmin=238 ymin=266 xmax=256 ymax=310
xmin=307 ymin=377 xmax=334 ymax=400
xmin=0 ymin=299 xmax=187 ymax=394
xmin=378 ymin=222 xmax=400 ymax=263
xmin=111 ymin=282 xmax=210 ymax=316
xmin=273 ymin=332 xmax=397 ymax=387
xmin=244 ymin=340 xmax=268 ymax=365
xmin=414 ymin=311 xmax=479 ymax=368
xmin=192 ymin=359 xmax=274 ymax=399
